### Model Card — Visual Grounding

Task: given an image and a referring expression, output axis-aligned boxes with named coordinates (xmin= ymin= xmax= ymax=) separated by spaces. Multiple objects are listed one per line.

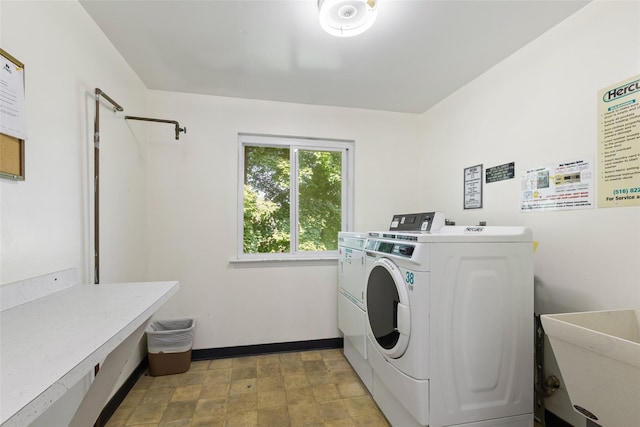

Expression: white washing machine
xmin=365 ymin=222 xmax=534 ymax=427
xmin=337 ymin=231 xmax=372 ymax=392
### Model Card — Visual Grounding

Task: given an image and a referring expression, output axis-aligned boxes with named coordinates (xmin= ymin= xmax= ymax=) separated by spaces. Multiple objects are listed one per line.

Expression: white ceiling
xmin=80 ymin=0 xmax=590 ymax=114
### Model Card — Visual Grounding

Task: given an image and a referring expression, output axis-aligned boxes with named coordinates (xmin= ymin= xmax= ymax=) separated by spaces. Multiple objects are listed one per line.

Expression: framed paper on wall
xmin=0 ymin=48 xmax=26 ymax=181
xmin=464 ymin=164 xmax=483 ymax=209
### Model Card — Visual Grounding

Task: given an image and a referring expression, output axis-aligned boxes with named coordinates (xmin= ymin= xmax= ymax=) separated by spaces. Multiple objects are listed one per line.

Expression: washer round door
xmin=366 ymin=257 xmax=411 ymax=359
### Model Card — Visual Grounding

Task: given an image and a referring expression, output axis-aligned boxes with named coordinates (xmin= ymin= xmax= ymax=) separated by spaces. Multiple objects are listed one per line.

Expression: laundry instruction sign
xmin=521 ymin=157 xmax=594 ymax=211
xmin=598 ymin=74 xmax=640 ymax=208
xmin=464 ymin=164 xmax=483 ymax=209
xmin=0 ymin=50 xmax=26 ymax=140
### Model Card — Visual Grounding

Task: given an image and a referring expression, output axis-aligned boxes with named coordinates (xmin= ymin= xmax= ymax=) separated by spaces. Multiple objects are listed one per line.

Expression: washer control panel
xmin=388 ymin=211 xmax=445 ymax=233
xmin=366 ymin=239 xmax=415 ymax=259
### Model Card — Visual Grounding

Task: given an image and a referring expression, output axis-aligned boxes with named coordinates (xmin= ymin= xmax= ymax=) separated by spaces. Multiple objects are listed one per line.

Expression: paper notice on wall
xmin=464 ymin=164 xmax=483 ymax=209
xmin=0 ymin=54 xmax=26 ymax=140
xmin=598 ymin=74 xmax=640 ymax=208
xmin=521 ymin=158 xmax=594 ymax=211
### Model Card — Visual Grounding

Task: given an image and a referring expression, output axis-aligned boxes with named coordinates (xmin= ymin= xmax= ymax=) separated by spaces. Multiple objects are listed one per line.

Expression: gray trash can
xmin=146 ymin=318 xmax=195 ymax=376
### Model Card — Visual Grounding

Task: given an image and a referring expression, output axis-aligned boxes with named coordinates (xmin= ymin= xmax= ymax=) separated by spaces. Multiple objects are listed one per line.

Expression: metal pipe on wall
xmin=94 ymin=88 xmax=123 ymax=285
xmin=124 ymin=115 xmax=186 ymax=140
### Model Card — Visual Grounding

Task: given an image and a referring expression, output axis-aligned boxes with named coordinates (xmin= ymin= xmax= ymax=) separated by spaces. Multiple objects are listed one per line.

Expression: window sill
xmin=229 ymin=256 xmax=338 ymax=268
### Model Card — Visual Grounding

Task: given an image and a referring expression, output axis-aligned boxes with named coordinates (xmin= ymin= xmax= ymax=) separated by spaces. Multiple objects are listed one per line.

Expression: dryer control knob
xmin=398 ymin=245 xmax=414 ymax=257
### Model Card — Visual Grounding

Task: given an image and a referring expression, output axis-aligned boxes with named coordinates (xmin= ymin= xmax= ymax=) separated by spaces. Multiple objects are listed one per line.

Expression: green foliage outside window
xmin=243 ymin=145 xmax=342 ymax=254
xmin=298 ymin=150 xmax=342 ymax=251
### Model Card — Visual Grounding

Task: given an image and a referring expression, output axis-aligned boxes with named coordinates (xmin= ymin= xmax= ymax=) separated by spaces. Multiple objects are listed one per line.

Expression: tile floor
xmin=106 ymin=347 xmax=546 ymax=427
xmin=105 ymin=348 xmax=390 ymax=427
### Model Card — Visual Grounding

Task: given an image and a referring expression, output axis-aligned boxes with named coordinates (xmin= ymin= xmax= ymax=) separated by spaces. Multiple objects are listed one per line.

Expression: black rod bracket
xmin=124 ymin=115 xmax=186 ymax=140
xmin=95 ymin=88 xmax=124 ymax=112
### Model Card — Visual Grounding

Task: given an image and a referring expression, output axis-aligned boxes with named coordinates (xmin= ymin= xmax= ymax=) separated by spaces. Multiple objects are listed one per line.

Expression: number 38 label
xmin=405 ymin=271 xmax=414 ymax=285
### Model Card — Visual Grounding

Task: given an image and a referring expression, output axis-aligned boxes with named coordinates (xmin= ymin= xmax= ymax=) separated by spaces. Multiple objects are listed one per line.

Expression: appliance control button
xmin=399 ymin=245 xmax=414 ymax=256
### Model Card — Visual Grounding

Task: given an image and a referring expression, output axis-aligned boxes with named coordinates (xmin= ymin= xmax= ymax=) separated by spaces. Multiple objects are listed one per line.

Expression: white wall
xmin=1 ymin=0 xmax=149 ymax=424
xmin=0 ymin=0 xmax=149 ymax=285
xmin=144 ymin=90 xmax=422 ymax=348
xmin=419 ymin=1 xmax=640 ymax=424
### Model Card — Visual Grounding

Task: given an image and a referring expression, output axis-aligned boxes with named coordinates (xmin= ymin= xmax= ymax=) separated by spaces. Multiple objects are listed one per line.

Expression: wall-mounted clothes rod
xmin=125 ymin=115 xmax=187 ymax=140
xmin=94 ymin=88 xmax=123 ymax=285
xmin=92 ymin=94 xmax=185 ymax=284
xmin=93 ymin=87 xmax=125 ymax=414
xmin=95 ymin=88 xmax=124 ymax=114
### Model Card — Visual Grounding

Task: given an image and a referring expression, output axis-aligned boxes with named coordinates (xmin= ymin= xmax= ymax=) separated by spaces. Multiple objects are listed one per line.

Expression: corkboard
xmin=0 ymin=48 xmax=25 ymax=181
xmin=0 ymin=133 xmax=24 ymax=179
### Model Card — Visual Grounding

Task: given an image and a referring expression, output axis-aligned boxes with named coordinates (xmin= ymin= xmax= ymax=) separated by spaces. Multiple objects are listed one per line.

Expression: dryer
xmin=337 ymin=231 xmax=372 ymax=391
xmin=365 ymin=223 xmax=534 ymax=427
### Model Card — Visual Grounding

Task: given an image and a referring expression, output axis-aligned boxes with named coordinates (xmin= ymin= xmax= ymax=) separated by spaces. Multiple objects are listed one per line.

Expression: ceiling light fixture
xmin=318 ymin=0 xmax=378 ymax=37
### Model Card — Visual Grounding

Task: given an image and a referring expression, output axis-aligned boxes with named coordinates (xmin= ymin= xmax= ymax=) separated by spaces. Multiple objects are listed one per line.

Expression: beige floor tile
xmin=223 ymin=410 xmax=258 ymax=427
xmin=306 ymin=369 xmax=333 ymax=386
xmin=257 ymin=389 xmax=287 ymax=409
xmin=159 ymin=419 xmax=192 ymax=427
xmin=208 ymin=358 xmax=233 ymax=370
xmin=149 ymin=374 xmax=182 ymax=389
xmin=200 ymin=382 xmax=231 ymax=399
xmin=126 ymin=402 xmax=167 ymax=424
xmin=300 ymin=350 xmax=322 ymax=361
xmin=189 ymin=360 xmax=210 ymax=371
xmin=159 ymin=401 xmax=196 ymax=424
xmin=337 ymin=380 xmax=367 ymax=398
xmin=330 ymin=369 xmax=358 ymax=384
xmin=231 ymin=366 xmax=257 ymax=380
xmin=258 ymin=407 xmax=290 ymax=426
xmin=257 ymin=375 xmax=284 ymax=392
xmin=318 ymin=399 xmax=351 ymax=421
xmin=257 ymin=362 xmax=281 ymax=378
xmin=280 ymin=361 xmax=305 ymax=375
xmin=286 ymin=386 xmax=316 ymax=406
xmin=325 ymin=418 xmax=357 ymax=427
xmin=194 ymin=397 xmax=227 ymax=420
xmin=256 ymin=353 xmax=281 ymax=365
xmin=279 ymin=352 xmax=302 ymax=364
xmin=227 ymin=392 xmax=258 ymax=413
xmin=312 ymin=383 xmax=341 ymax=402
xmin=325 ymin=357 xmax=352 ymax=370
xmin=191 ymin=417 xmax=224 ymax=427
xmin=283 ymin=373 xmax=310 ymax=390
xmin=229 ymin=378 xmax=258 ymax=395
xmin=120 ymin=389 xmax=147 ymax=407
xmin=177 ymin=372 xmax=206 ymax=386
xmin=232 ymin=356 xmax=258 ymax=368
xmin=170 ymin=384 xmax=202 ymax=402
xmin=352 ymin=412 xmax=390 ymax=427
xmin=320 ymin=349 xmax=344 ymax=359
xmin=287 ymin=402 xmax=324 ymax=427
xmin=344 ymin=396 xmax=380 ymax=417
xmin=303 ymin=360 xmax=327 ymax=372
xmin=132 ymin=375 xmax=154 ymax=391
xmin=142 ymin=387 xmax=175 ymax=405
xmin=205 ymin=368 xmax=232 ymax=384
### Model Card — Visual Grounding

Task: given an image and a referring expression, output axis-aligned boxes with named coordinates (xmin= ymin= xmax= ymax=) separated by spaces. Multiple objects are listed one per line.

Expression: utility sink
xmin=541 ymin=309 xmax=640 ymax=427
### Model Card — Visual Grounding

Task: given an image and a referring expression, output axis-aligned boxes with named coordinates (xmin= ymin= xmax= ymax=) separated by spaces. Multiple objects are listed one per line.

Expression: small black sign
xmin=486 ymin=162 xmax=515 ymax=183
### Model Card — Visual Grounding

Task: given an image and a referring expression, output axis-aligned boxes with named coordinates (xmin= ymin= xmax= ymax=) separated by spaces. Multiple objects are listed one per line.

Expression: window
xmin=238 ymin=134 xmax=354 ymax=259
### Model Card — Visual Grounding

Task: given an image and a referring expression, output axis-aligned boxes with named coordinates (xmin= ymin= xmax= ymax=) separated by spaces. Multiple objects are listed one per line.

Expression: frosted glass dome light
xmin=318 ymin=0 xmax=378 ymax=37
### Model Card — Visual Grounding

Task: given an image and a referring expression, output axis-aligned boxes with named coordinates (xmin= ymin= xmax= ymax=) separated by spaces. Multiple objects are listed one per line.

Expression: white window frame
xmin=237 ymin=133 xmax=354 ymax=261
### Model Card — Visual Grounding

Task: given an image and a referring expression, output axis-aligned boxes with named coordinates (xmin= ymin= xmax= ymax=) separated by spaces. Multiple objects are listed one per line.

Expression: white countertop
xmin=0 ymin=281 xmax=179 ymax=426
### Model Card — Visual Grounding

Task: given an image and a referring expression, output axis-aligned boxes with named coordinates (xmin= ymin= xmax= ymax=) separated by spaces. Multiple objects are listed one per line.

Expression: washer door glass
xmin=366 ymin=258 xmax=410 ymax=358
